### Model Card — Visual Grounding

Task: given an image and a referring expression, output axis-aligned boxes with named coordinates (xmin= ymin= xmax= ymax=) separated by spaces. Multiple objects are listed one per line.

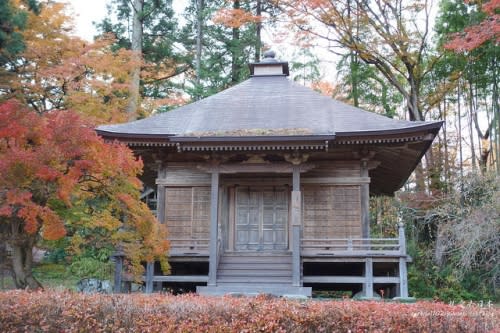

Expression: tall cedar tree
xmin=97 ymin=0 xmax=188 ymax=116
xmin=0 ymin=100 xmax=169 ymax=289
xmin=182 ymin=0 xmax=278 ymax=99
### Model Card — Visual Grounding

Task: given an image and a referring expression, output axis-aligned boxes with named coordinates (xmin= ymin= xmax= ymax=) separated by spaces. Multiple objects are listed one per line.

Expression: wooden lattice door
xmin=235 ymin=187 xmax=288 ymax=251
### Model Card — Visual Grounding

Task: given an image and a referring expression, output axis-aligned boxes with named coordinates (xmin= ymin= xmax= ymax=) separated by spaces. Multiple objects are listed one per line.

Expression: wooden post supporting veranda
xmin=398 ymin=223 xmax=409 ymax=298
xmin=364 ymin=258 xmax=374 ymax=298
xmin=113 ymin=254 xmax=123 ymax=293
xmin=291 ymin=165 xmax=301 ymax=287
xmin=208 ymin=171 xmax=219 ymax=286
xmin=145 ymin=262 xmax=154 ymax=293
xmin=360 ymin=159 xmax=370 ymax=238
xmin=360 ymin=158 xmax=372 ymax=297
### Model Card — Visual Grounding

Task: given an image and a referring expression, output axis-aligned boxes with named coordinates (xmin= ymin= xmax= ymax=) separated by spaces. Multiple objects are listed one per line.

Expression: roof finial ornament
xmin=263 ymin=50 xmax=275 ymax=59
xmin=261 ymin=50 xmax=278 ymax=63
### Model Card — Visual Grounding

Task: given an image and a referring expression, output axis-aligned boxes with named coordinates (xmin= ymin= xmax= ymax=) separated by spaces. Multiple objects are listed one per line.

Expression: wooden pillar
xmin=156 ymin=186 xmax=166 ymax=223
xmin=364 ymin=258 xmax=374 ymax=298
xmin=113 ymin=255 xmax=123 ymax=293
xmin=291 ymin=165 xmax=301 ymax=287
xmin=360 ymin=160 xmax=370 ymax=238
xmin=398 ymin=223 xmax=409 ymax=298
xmin=156 ymin=164 xmax=166 ymax=224
xmin=145 ymin=262 xmax=154 ymax=294
xmin=208 ymin=171 xmax=219 ymax=286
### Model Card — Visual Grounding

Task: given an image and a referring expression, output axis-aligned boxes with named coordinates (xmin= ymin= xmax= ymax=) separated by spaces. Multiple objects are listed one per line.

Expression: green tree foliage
xmin=290 ymin=47 xmax=321 ymax=86
xmin=0 ymin=0 xmax=39 ymax=66
xmin=335 ymin=55 xmax=402 ymax=118
xmin=96 ymin=0 xmax=188 ymax=115
xmin=181 ymin=0 xmax=278 ymax=99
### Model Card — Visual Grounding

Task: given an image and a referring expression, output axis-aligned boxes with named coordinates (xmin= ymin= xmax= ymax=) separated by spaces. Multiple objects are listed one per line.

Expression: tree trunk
xmin=195 ymin=0 xmax=204 ymax=93
xmin=407 ymin=76 xmax=423 ymax=121
xmin=493 ymin=56 xmax=500 ymax=174
xmin=414 ymin=163 xmax=426 ymax=192
xmin=457 ymin=81 xmax=464 ymax=193
xmin=411 ymin=78 xmax=426 ymax=192
xmin=468 ymin=79 xmax=477 ymax=171
xmin=441 ymin=97 xmax=450 ymax=191
xmin=254 ymin=0 xmax=261 ymax=62
xmin=126 ymin=0 xmax=144 ymax=119
xmin=347 ymin=0 xmax=359 ymax=107
xmin=230 ymin=0 xmax=241 ymax=84
xmin=9 ymin=235 xmax=42 ymax=290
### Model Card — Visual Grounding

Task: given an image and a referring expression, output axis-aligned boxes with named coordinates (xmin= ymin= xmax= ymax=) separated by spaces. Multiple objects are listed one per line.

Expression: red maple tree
xmin=445 ymin=0 xmax=500 ymax=52
xmin=0 ymin=100 xmax=169 ymax=289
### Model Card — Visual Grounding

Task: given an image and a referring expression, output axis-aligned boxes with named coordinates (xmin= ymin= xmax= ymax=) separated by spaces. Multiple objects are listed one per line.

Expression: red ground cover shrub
xmin=0 ymin=290 xmax=497 ymax=332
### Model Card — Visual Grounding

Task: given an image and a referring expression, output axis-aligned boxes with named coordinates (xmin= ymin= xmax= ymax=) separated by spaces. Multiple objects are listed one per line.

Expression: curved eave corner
xmin=335 ymin=120 xmax=443 ymax=137
xmin=95 ymin=129 xmax=174 ymax=147
xmin=374 ymin=121 xmax=443 ymax=196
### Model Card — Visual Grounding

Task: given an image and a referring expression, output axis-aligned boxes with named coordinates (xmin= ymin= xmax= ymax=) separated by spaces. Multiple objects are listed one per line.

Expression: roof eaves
xmin=334 ymin=121 xmax=443 ymax=138
xmin=169 ymin=135 xmax=336 ymax=143
xmin=95 ymin=130 xmax=174 ymax=140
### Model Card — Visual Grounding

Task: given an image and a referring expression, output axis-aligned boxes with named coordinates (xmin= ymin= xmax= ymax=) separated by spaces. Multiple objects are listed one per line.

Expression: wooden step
xmin=218 ymin=270 xmax=291 ymax=278
xmin=219 ymin=256 xmax=292 ymax=264
xmin=222 ymin=251 xmax=291 ymax=256
xmin=220 ymin=255 xmax=291 ymax=260
xmin=219 ymin=263 xmax=292 ymax=271
xmin=217 ymin=252 xmax=294 ymax=285
xmin=217 ymin=275 xmax=292 ymax=282
xmin=197 ymin=285 xmax=312 ymax=297
xmin=217 ymin=279 xmax=293 ymax=285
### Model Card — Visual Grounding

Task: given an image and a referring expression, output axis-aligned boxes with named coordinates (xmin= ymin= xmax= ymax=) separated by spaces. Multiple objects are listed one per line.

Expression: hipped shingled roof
xmin=97 ymin=75 xmax=440 ymax=139
xmin=96 ymin=53 xmax=442 ymax=195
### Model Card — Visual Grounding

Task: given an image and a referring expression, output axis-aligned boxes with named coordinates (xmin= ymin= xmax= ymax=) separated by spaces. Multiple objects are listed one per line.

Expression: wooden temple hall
xmin=97 ymin=51 xmax=442 ymax=298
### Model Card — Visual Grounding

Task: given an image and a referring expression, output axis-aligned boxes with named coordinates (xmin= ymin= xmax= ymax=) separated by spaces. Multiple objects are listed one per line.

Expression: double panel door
xmin=234 ymin=187 xmax=288 ymax=251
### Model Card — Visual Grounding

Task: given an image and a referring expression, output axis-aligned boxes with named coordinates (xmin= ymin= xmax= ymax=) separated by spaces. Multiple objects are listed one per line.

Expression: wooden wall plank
xmin=302 ymin=185 xmax=362 ymax=239
xmin=157 ymin=164 xmax=211 ymax=186
xmin=165 ymin=186 xmax=211 ymax=249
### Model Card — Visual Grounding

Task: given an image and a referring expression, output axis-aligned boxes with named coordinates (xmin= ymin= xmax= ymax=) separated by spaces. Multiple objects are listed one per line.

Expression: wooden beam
xmin=301 ymin=177 xmax=370 ymax=185
xmin=198 ymin=162 xmax=315 ymax=174
xmin=303 ymin=276 xmax=400 ymax=284
xmin=152 ymin=275 xmax=209 ymax=283
xmin=302 ymin=257 xmax=402 ymax=263
xmin=301 ymin=251 xmax=404 ymax=258
xmin=304 ymin=276 xmax=365 ymax=283
xmin=208 ymin=171 xmax=219 ymax=286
